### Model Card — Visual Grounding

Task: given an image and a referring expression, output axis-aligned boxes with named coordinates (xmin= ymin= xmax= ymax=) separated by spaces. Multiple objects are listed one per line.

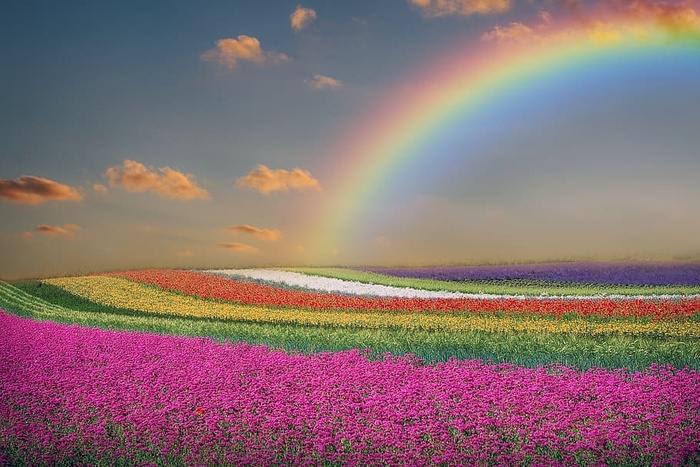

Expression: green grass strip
xmin=5 ymin=280 xmax=699 ymax=371
xmin=285 ymin=268 xmax=700 ymax=296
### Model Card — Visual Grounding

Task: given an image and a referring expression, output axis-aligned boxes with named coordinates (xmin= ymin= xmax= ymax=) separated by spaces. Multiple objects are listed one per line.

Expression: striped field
xmin=1 ymin=263 xmax=699 ymax=465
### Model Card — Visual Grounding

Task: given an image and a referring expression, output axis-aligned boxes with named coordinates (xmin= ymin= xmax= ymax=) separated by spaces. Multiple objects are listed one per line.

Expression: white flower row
xmin=203 ymin=269 xmax=471 ymax=298
xmin=201 ymin=269 xmax=697 ymax=300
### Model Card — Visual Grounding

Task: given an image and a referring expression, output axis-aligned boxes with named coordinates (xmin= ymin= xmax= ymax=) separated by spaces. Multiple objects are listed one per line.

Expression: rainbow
xmin=309 ymin=21 xmax=700 ymax=261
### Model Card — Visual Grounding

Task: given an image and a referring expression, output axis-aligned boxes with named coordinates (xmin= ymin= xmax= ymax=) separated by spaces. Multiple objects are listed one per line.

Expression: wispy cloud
xmin=305 ymin=74 xmax=343 ymax=90
xmin=408 ymin=0 xmax=512 ymax=17
xmin=219 ymin=242 xmax=259 ymax=253
xmin=291 ymin=5 xmax=317 ymax=31
xmin=104 ymin=160 xmax=210 ymax=200
xmin=237 ymin=164 xmax=322 ymax=194
xmin=201 ymin=35 xmax=289 ymax=69
xmin=0 ymin=176 xmax=82 ymax=205
xmin=93 ymin=183 xmax=108 ymax=193
xmin=481 ymin=21 xmax=539 ymax=43
xmin=176 ymin=249 xmax=194 ymax=258
xmin=225 ymin=224 xmax=282 ymax=241
xmin=24 ymin=223 xmax=81 ymax=238
xmin=374 ymin=235 xmax=392 ymax=246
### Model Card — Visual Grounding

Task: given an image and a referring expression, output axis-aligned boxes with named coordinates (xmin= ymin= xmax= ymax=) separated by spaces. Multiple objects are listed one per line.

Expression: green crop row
xmin=2 ymin=280 xmax=698 ymax=371
xmin=285 ymin=268 xmax=700 ymax=296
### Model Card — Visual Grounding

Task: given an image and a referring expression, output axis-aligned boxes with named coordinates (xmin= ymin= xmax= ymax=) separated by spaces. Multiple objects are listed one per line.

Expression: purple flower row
xmin=2 ymin=311 xmax=699 ymax=466
xmin=363 ymin=261 xmax=700 ymax=285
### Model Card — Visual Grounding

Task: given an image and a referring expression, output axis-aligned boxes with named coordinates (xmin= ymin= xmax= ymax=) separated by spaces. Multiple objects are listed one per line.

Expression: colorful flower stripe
xmin=106 ymin=269 xmax=700 ymax=320
xmin=2 ymin=311 xmax=699 ymax=466
xmin=7 ymin=280 xmax=699 ymax=371
xmin=209 ymin=268 xmax=698 ymax=300
xmin=42 ymin=276 xmax=700 ymax=338
xmin=363 ymin=261 xmax=700 ymax=285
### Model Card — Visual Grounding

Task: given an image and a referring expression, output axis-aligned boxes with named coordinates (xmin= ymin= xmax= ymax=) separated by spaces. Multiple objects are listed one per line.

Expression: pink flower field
xmin=2 ymin=310 xmax=699 ymax=466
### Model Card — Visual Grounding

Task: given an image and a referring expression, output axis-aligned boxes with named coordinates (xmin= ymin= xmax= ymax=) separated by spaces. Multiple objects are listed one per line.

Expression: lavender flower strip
xmin=364 ymin=261 xmax=700 ymax=285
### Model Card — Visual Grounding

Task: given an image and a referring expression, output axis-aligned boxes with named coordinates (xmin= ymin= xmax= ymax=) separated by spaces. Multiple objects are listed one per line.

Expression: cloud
xmin=200 ymin=35 xmax=289 ymax=69
xmin=481 ymin=11 xmax=576 ymax=44
xmin=482 ymin=0 xmax=700 ymax=45
xmin=613 ymin=0 xmax=700 ymax=33
xmin=374 ymin=235 xmax=392 ymax=246
xmin=176 ymin=249 xmax=194 ymax=258
xmin=351 ymin=17 xmax=370 ymax=26
xmin=225 ymin=224 xmax=282 ymax=241
xmin=539 ymin=10 xmax=552 ymax=25
xmin=25 ymin=223 xmax=81 ymax=238
xmin=237 ymin=164 xmax=322 ymax=194
xmin=291 ymin=5 xmax=317 ymax=31
xmin=104 ymin=160 xmax=210 ymax=200
xmin=93 ymin=183 xmax=108 ymax=193
xmin=219 ymin=242 xmax=259 ymax=253
xmin=408 ymin=0 xmax=512 ymax=17
xmin=305 ymin=74 xmax=343 ymax=90
xmin=0 ymin=176 xmax=83 ymax=205
xmin=587 ymin=20 xmax=623 ymax=44
xmin=481 ymin=22 xmax=538 ymax=42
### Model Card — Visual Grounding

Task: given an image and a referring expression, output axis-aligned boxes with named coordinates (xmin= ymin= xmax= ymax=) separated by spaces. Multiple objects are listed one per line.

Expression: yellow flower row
xmin=43 ymin=276 xmax=700 ymax=338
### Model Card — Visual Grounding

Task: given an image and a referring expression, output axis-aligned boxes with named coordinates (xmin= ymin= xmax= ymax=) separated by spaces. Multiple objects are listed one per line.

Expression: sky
xmin=1 ymin=0 xmax=700 ymax=279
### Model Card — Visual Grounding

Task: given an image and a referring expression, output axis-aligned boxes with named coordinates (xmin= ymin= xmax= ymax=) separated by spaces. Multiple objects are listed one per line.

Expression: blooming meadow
xmin=362 ymin=261 xmax=700 ymax=286
xmin=1 ymin=262 xmax=700 ymax=465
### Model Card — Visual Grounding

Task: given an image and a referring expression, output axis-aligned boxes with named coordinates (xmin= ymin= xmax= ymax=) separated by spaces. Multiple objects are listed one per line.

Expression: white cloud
xmin=305 ymin=74 xmax=343 ymax=90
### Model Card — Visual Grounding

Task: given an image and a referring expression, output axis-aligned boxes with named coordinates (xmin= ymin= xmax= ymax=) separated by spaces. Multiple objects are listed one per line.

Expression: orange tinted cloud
xmin=200 ymin=35 xmax=289 ymax=69
xmin=237 ymin=164 xmax=322 ymax=194
xmin=305 ymin=74 xmax=343 ymax=90
xmin=225 ymin=224 xmax=282 ymax=241
xmin=615 ymin=0 xmax=700 ymax=32
xmin=0 ymin=176 xmax=83 ymax=205
xmin=93 ymin=183 xmax=108 ymax=193
xmin=587 ymin=20 xmax=623 ymax=44
xmin=408 ymin=0 xmax=512 ymax=17
xmin=482 ymin=0 xmax=700 ymax=44
xmin=481 ymin=22 xmax=537 ymax=42
xmin=291 ymin=5 xmax=317 ymax=31
xmin=26 ymin=223 xmax=81 ymax=238
xmin=374 ymin=235 xmax=392 ymax=246
xmin=219 ymin=242 xmax=259 ymax=253
xmin=104 ymin=160 xmax=210 ymax=200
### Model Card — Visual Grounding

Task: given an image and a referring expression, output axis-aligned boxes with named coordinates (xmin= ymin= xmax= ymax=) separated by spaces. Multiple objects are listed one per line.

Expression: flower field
xmin=361 ymin=261 xmax=700 ymax=286
xmin=1 ymin=263 xmax=700 ymax=465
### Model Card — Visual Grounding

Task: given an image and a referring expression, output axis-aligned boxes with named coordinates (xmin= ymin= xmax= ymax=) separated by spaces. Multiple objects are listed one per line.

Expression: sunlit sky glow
xmin=2 ymin=0 xmax=700 ymax=279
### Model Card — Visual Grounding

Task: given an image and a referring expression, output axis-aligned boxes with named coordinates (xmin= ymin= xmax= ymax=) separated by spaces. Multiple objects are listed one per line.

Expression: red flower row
xmin=105 ymin=269 xmax=700 ymax=320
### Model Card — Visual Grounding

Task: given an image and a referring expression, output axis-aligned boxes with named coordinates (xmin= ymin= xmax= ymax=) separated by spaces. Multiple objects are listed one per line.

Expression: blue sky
xmin=1 ymin=0 xmax=700 ymax=279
